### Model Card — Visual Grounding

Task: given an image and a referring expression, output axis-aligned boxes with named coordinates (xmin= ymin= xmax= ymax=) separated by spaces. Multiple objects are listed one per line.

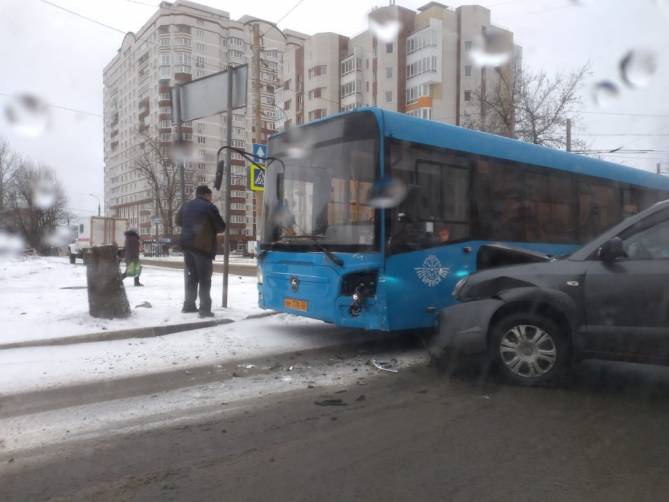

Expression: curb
xmin=0 ymin=311 xmax=278 ymax=351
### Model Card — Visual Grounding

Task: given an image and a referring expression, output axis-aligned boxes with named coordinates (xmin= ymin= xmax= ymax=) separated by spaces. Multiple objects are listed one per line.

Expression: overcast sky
xmin=0 ymin=0 xmax=667 ymax=216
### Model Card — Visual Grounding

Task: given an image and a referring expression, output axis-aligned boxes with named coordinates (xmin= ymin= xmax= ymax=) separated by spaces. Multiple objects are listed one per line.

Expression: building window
xmin=160 ymin=37 xmax=170 ymax=47
xmin=386 ymin=42 xmax=393 ymax=53
xmin=464 ymin=90 xmax=472 ymax=101
xmin=283 ymin=79 xmax=291 ymax=90
xmin=198 ymin=136 xmax=205 ymax=144
xmin=196 ymin=56 xmax=205 ymax=67
xmin=159 ymin=65 xmax=170 ymax=77
xmin=385 ymin=91 xmax=392 ymax=103
xmin=161 ymin=54 xmax=170 ymax=65
xmin=196 ymin=29 xmax=204 ymax=40
xmin=465 ymin=65 xmax=472 ymax=77
xmin=308 ymin=87 xmax=324 ymax=100
xmin=386 ymin=66 xmax=392 ymax=79
xmin=341 ymin=57 xmax=356 ymax=76
xmin=341 ymin=81 xmax=356 ymax=98
xmin=175 ymin=37 xmax=191 ymax=48
xmin=307 ymin=109 xmax=326 ymax=121
xmin=284 ymin=99 xmax=291 ymax=110
xmin=307 ymin=65 xmax=327 ymax=79
xmin=196 ymin=42 xmax=206 ymax=53
xmin=464 ymin=41 xmax=472 ymax=52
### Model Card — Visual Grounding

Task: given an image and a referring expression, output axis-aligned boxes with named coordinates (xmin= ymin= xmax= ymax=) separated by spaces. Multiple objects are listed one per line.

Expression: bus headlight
xmin=257 ymin=266 xmax=263 ymax=285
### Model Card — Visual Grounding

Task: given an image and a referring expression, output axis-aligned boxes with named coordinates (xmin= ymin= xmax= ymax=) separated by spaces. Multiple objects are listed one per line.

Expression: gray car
xmin=431 ymin=199 xmax=669 ymax=385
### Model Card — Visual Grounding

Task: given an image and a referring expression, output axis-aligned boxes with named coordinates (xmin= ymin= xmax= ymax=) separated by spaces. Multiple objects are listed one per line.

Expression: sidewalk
xmin=0 ymin=257 xmax=261 ymax=347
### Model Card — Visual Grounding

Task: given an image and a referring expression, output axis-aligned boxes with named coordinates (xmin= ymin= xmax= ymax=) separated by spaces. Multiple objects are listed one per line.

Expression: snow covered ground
xmin=0 ymin=256 xmax=262 ymax=345
xmin=0 ymin=314 xmax=373 ymax=395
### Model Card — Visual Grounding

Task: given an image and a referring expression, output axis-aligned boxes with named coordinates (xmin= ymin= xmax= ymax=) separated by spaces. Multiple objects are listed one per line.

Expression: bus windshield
xmin=263 ymin=113 xmax=379 ymax=251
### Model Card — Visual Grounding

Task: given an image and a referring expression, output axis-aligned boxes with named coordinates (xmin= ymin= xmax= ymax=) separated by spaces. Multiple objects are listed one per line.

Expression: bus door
xmin=383 ymin=157 xmax=475 ymax=331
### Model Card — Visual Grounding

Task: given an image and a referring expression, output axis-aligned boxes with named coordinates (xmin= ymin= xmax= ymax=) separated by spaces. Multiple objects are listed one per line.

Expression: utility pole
xmin=252 ymin=23 xmax=263 ymax=240
xmin=222 ymin=65 xmax=234 ymax=308
xmin=566 ymin=118 xmax=572 ymax=152
xmin=173 ymin=87 xmax=186 ymax=209
xmin=658 ymin=162 xmax=662 ymax=175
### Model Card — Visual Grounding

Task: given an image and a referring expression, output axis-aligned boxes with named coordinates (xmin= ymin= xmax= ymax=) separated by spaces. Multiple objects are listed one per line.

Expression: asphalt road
xmin=5 ymin=355 xmax=669 ymax=502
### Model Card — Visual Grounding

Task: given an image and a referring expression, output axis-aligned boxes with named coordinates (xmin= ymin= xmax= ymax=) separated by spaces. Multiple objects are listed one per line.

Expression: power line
xmin=120 ymin=0 xmax=158 ymax=7
xmin=40 ymin=0 xmax=127 ymax=34
xmin=261 ymin=0 xmax=308 ymax=37
xmin=576 ymin=110 xmax=669 ymax=119
xmin=0 ymin=92 xmax=102 ymax=118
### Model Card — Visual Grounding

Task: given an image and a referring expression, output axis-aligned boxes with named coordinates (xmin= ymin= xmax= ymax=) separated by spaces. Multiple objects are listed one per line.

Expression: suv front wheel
xmin=490 ymin=313 xmax=570 ymax=386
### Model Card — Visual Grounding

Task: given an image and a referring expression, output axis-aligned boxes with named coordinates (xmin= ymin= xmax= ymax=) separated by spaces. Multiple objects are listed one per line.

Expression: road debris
xmin=135 ymin=301 xmax=152 ymax=309
xmin=355 ymin=394 xmax=366 ymax=402
xmin=370 ymin=358 xmax=399 ymax=373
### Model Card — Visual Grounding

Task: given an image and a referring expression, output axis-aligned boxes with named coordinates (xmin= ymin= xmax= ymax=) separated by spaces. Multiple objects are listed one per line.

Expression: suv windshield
xmin=262 ymin=112 xmax=379 ymax=251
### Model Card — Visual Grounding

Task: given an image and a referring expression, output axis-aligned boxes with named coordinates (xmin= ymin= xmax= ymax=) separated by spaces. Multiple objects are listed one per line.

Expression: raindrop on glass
xmin=369 ymin=19 xmax=402 ymax=43
xmin=169 ymin=141 xmax=195 ymax=163
xmin=591 ymin=81 xmax=620 ymax=108
xmin=43 ymin=226 xmax=74 ymax=248
xmin=33 ymin=180 xmax=57 ymax=210
xmin=367 ymin=177 xmax=408 ymax=209
xmin=0 ymin=231 xmax=26 ymax=257
xmin=619 ymin=49 xmax=657 ymax=89
xmin=3 ymin=94 xmax=50 ymax=138
xmin=470 ymin=30 xmax=512 ymax=67
xmin=285 ymin=128 xmax=315 ymax=160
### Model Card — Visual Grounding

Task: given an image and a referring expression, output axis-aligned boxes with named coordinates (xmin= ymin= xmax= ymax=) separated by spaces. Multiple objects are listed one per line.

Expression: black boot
xmin=134 ymin=277 xmax=144 ymax=287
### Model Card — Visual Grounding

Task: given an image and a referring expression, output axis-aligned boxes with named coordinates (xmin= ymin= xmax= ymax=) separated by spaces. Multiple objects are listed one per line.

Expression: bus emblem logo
xmin=415 ymin=255 xmax=450 ymax=287
xmin=290 ymin=276 xmax=300 ymax=291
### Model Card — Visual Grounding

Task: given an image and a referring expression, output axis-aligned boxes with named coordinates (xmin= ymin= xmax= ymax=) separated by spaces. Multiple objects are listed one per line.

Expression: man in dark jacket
xmin=176 ymin=185 xmax=226 ymax=318
xmin=120 ymin=228 xmax=143 ymax=287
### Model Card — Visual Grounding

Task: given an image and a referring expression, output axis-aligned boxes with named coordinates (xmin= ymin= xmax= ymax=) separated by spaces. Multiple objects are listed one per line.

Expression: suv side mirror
xmin=598 ymin=237 xmax=626 ymax=263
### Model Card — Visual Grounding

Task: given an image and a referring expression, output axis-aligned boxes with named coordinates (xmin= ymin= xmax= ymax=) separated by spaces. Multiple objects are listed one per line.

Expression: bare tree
xmin=133 ymin=131 xmax=181 ymax=241
xmin=465 ymin=63 xmax=590 ymax=150
xmin=9 ymin=161 xmax=67 ymax=252
xmin=0 ymin=138 xmax=18 ymax=214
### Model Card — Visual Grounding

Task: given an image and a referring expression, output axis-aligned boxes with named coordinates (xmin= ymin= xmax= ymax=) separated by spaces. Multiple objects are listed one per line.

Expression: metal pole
xmin=566 ymin=118 xmax=572 ymax=152
xmin=658 ymin=162 xmax=662 ymax=175
xmin=174 ymin=87 xmax=186 ymax=207
xmin=252 ymin=24 xmax=263 ymax=240
xmin=222 ymin=65 xmax=233 ymax=308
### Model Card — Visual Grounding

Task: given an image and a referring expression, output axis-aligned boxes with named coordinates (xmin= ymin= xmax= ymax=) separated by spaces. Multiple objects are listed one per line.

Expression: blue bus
xmin=257 ymin=108 xmax=669 ymax=332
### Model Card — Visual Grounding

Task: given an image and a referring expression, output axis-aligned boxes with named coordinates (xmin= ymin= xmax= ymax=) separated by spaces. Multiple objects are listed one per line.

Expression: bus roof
xmin=272 ymin=107 xmax=669 ymax=192
xmin=371 ymin=107 xmax=669 ymax=192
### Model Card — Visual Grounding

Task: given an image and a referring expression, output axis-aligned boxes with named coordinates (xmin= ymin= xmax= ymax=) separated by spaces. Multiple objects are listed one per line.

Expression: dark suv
xmin=431 ymin=200 xmax=669 ymax=385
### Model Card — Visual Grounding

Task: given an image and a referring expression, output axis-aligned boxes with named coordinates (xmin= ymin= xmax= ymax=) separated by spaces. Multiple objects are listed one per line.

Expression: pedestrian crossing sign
xmin=250 ymin=163 xmax=265 ymax=192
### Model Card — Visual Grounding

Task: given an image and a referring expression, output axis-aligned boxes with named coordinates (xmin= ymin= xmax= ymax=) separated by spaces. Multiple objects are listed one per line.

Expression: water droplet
xmin=367 ymin=177 xmax=408 ymax=208
xmin=619 ymin=49 xmax=657 ymax=89
xmin=284 ymin=128 xmax=315 ymax=160
xmin=0 ymin=231 xmax=26 ymax=257
xmin=369 ymin=19 xmax=402 ymax=43
xmin=654 ymin=0 xmax=669 ymax=19
xmin=33 ymin=180 xmax=57 ymax=209
xmin=169 ymin=141 xmax=195 ymax=163
xmin=3 ymin=94 xmax=50 ymax=138
xmin=43 ymin=226 xmax=73 ymax=248
xmin=592 ymin=81 xmax=620 ymax=108
xmin=470 ymin=30 xmax=512 ymax=67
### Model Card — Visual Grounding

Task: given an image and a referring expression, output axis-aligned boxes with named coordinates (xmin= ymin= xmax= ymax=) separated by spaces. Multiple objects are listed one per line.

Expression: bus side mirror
xmin=598 ymin=237 xmax=626 ymax=263
xmin=214 ymin=160 xmax=224 ymax=190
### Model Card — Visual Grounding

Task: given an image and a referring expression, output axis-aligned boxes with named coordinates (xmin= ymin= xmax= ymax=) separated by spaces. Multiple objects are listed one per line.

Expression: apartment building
xmin=103 ymin=0 xmax=306 ymax=250
xmin=103 ymin=0 xmax=515 ymax=249
xmin=281 ymin=2 xmax=517 ymax=131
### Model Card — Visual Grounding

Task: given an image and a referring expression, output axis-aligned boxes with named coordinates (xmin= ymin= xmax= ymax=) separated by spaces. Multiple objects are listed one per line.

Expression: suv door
xmin=583 ymin=210 xmax=669 ymax=360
